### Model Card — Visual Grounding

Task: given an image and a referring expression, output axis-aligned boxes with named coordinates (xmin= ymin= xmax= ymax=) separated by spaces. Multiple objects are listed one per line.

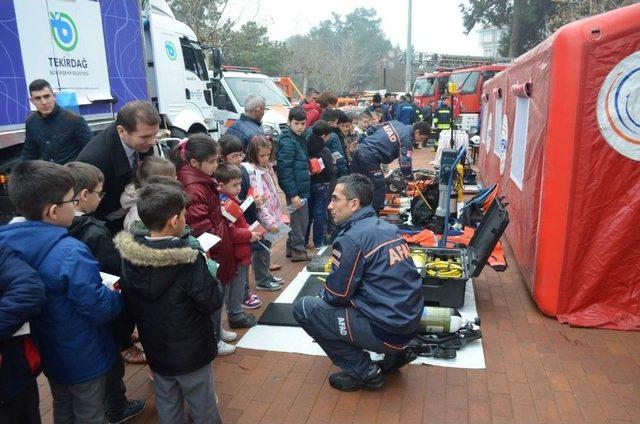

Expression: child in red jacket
xmin=215 ymin=162 xmax=262 ymax=331
xmin=171 ymin=134 xmax=238 ymax=356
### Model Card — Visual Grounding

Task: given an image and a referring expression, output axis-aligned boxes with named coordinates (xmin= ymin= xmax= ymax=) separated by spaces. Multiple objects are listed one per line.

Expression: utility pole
xmin=405 ymin=0 xmax=413 ymax=93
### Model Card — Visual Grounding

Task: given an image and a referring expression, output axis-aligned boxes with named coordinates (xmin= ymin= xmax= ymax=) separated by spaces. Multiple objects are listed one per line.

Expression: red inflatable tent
xmin=477 ymin=3 xmax=640 ymax=329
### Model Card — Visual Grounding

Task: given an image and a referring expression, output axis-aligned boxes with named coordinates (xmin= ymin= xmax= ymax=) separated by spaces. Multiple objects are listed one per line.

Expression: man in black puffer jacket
xmin=115 ymin=183 xmax=223 ymax=424
xmin=21 ymin=79 xmax=93 ymax=165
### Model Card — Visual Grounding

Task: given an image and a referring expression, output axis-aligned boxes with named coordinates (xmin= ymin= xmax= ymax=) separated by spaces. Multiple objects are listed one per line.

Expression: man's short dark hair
xmin=384 ymin=92 xmax=394 ymax=98
xmin=372 ymin=93 xmax=382 ymax=103
xmin=306 ymin=87 xmax=319 ymax=96
xmin=288 ymin=106 xmax=307 ymax=122
xmin=137 ymin=183 xmax=187 ymax=232
xmin=65 ymin=162 xmax=105 ymax=193
xmin=337 ymin=174 xmax=372 ymax=207
xmin=337 ymin=110 xmax=351 ymax=124
xmin=28 ymin=79 xmax=52 ymax=95
xmin=317 ymin=92 xmax=338 ymax=109
xmin=312 ymin=120 xmax=332 ymax=137
xmin=214 ymin=162 xmax=242 ymax=184
xmin=8 ymin=160 xmax=75 ymax=220
xmin=413 ymin=121 xmax=431 ymax=136
xmin=356 ymin=112 xmax=371 ymax=121
xmin=116 ymin=100 xmax=161 ymax=132
xmin=320 ymin=109 xmax=339 ymax=123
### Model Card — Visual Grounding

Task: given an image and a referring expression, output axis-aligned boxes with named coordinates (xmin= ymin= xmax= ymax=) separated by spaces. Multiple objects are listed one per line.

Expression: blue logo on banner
xmin=50 ymin=12 xmax=78 ymax=52
xmin=165 ymin=41 xmax=177 ymax=61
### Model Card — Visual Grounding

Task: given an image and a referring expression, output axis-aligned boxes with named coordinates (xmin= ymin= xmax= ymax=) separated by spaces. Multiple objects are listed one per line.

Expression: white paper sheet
xmin=237 ymin=269 xmax=486 ymax=369
xmin=100 ymin=272 xmax=120 ymax=291
xmin=262 ymin=222 xmax=291 ymax=245
xmin=197 ymin=232 xmax=221 ymax=251
xmin=13 ymin=322 xmax=30 ymax=337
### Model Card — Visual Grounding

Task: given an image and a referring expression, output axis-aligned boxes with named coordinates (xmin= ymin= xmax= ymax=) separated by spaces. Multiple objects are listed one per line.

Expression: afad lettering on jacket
xmin=337 ymin=317 xmax=347 ymax=336
xmin=382 ymin=123 xmax=399 ymax=144
xmin=389 ymin=242 xmax=411 ymax=266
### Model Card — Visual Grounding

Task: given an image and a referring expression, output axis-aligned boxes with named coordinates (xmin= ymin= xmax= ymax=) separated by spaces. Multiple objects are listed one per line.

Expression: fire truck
xmin=448 ymin=64 xmax=507 ymax=135
xmin=412 ymin=69 xmax=452 ymax=110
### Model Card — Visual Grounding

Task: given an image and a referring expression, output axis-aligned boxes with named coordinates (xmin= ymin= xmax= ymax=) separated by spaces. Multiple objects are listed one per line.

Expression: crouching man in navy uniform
xmin=350 ymin=120 xmax=430 ymax=211
xmin=293 ymin=174 xmax=424 ymax=391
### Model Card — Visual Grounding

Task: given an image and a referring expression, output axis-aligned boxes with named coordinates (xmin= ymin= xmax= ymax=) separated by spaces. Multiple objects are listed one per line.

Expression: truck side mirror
xmin=212 ymin=48 xmax=222 ymax=70
xmin=215 ymin=94 xmax=233 ymax=112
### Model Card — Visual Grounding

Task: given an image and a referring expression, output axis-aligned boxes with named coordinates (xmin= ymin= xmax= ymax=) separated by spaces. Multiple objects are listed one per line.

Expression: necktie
xmin=131 ymin=152 xmax=139 ymax=171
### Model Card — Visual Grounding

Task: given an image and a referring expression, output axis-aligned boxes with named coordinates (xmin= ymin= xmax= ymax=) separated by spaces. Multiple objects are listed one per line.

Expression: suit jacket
xmin=76 ymin=123 xmax=135 ymax=234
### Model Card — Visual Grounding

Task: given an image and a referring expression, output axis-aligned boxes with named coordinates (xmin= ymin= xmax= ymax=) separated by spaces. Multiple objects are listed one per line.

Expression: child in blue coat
xmin=0 ymin=161 xmax=122 ymax=423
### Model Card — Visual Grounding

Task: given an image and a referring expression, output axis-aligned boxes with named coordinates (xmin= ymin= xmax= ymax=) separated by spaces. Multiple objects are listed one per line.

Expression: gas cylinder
xmin=420 ymin=306 xmax=480 ymax=334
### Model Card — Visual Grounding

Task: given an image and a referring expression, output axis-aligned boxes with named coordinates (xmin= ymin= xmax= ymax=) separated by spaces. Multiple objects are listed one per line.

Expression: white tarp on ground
xmin=237 ymin=269 xmax=486 ymax=369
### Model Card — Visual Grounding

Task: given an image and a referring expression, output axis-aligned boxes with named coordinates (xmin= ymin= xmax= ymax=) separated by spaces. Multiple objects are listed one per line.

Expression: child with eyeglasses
xmin=65 ymin=161 xmax=147 ymax=423
xmin=0 ymin=160 xmax=122 ymax=423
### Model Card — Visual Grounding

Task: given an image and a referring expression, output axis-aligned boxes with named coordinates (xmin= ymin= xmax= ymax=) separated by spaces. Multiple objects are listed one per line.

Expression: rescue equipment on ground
xmin=419 ymin=306 xmax=480 ymax=334
xmin=419 ymin=198 xmax=509 ymax=308
xmin=409 ymin=305 xmax=482 ymax=359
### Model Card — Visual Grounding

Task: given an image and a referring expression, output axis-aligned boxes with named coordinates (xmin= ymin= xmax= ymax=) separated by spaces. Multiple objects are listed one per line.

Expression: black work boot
xmin=329 ymin=365 xmax=384 ymax=392
xmin=375 ymin=348 xmax=417 ymax=374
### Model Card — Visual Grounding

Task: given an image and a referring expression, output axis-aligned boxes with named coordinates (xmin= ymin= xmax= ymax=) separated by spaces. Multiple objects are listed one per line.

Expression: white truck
xmin=209 ymin=67 xmax=292 ymax=139
xmin=0 ymin=0 xmax=218 ymax=170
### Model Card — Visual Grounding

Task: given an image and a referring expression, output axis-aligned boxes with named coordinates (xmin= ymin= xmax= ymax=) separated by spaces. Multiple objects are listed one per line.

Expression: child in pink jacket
xmin=242 ymin=136 xmax=285 ymax=291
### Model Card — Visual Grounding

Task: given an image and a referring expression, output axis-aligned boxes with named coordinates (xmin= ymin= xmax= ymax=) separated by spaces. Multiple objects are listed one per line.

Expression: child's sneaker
xmin=217 ymin=340 xmax=236 ymax=356
xmin=221 ymin=328 xmax=237 ymax=342
xmin=256 ymin=280 xmax=283 ymax=291
xmin=268 ymin=276 xmax=284 ymax=284
xmin=243 ymin=293 xmax=262 ymax=309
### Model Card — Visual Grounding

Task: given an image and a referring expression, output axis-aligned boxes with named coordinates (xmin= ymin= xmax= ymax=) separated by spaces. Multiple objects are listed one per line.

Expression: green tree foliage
xmin=459 ymin=0 xmax=553 ymax=57
xmin=167 ymin=0 xmax=287 ymax=75
xmin=547 ymin=0 xmax=637 ymax=33
xmin=285 ymin=8 xmax=394 ymax=93
xmin=217 ymin=22 xmax=288 ymax=75
xmin=460 ymin=0 xmax=636 ymax=58
xmin=167 ymin=0 xmax=233 ymax=46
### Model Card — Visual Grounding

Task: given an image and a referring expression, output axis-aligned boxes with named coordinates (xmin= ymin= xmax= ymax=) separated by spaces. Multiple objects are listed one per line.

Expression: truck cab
xmin=143 ymin=0 xmax=217 ymax=137
xmin=448 ymin=64 xmax=506 ymax=135
xmin=209 ymin=67 xmax=292 ymax=139
xmin=413 ymin=70 xmax=452 ymax=110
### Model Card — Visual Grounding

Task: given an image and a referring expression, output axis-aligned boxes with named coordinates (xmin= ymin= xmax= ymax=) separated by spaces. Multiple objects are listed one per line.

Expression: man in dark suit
xmin=77 ymin=100 xmax=160 ymax=234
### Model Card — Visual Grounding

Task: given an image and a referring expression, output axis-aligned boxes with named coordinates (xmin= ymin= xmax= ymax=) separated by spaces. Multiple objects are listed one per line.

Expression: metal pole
xmin=383 ymin=67 xmax=387 ymax=90
xmin=405 ymin=0 xmax=413 ymax=93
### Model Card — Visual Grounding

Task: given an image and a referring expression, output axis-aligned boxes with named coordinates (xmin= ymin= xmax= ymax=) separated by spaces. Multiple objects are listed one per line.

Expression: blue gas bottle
xmin=56 ymin=90 xmax=80 ymax=114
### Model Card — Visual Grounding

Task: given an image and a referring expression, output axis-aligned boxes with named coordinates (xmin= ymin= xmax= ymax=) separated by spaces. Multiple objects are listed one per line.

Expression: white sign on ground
xmin=237 ymin=269 xmax=486 ymax=369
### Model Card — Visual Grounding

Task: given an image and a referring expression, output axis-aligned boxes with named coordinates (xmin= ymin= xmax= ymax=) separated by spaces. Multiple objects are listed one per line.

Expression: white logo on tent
xmin=597 ymin=51 xmax=640 ymax=161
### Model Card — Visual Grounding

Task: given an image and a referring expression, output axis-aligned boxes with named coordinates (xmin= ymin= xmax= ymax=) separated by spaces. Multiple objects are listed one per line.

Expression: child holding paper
xmin=65 ymin=162 xmax=146 ymax=423
xmin=305 ymin=121 xmax=336 ymax=248
xmin=219 ymin=135 xmax=268 ymax=307
xmin=0 ymin=161 xmax=122 ymax=423
xmin=215 ymin=163 xmax=262 ymax=330
xmin=243 ymin=135 xmax=285 ymax=291
xmin=115 ymin=183 xmax=223 ymax=424
xmin=171 ymin=134 xmax=238 ymax=356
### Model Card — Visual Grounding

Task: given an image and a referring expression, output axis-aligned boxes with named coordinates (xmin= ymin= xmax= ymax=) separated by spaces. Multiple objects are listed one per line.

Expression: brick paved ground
xmin=38 ymin=147 xmax=640 ymax=423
